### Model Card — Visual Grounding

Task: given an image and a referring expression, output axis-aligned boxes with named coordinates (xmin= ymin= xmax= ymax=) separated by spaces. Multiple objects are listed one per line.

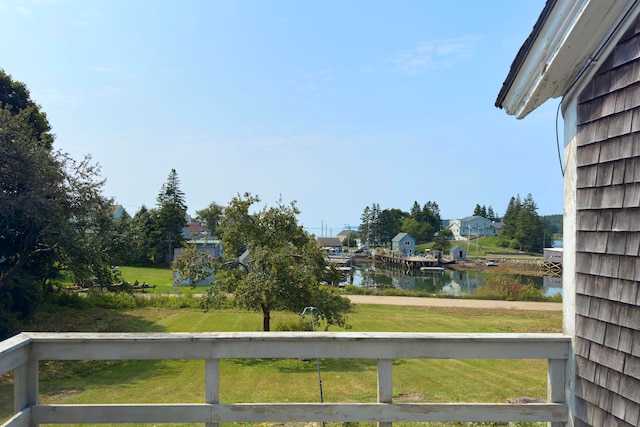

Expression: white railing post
xmin=13 ymin=359 xmax=38 ymax=427
xmin=377 ymin=358 xmax=393 ymax=427
xmin=205 ymin=358 xmax=220 ymax=427
xmin=548 ymin=358 xmax=567 ymax=427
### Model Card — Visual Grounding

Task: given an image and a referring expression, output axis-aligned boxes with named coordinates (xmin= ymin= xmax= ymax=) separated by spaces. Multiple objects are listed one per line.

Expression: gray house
xmin=391 ymin=232 xmax=416 ymax=256
xmin=450 ymin=245 xmax=467 ymax=261
xmin=316 ymin=237 xmax=343 ymax=253
xmin=497 ymin=1 xmax=640 ymax=425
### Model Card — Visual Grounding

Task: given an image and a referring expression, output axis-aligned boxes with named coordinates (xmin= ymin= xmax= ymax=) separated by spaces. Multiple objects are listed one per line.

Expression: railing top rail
xmin=0 ymin=333 xmax=31 ymax=376
xmin=10 ymin=332 xmax=572 ymax=361
xmin=21 ymin=331 xmax=570 ymax=342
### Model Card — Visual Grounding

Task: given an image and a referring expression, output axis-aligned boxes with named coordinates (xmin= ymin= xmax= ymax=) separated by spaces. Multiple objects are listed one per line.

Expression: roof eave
xmin=497 ymin=0 xmax=640 ymax=119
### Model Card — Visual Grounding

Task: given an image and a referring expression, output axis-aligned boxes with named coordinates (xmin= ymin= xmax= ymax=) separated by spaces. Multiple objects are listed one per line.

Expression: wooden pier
xmin=375 ymin=251 xmax=441 ymax=270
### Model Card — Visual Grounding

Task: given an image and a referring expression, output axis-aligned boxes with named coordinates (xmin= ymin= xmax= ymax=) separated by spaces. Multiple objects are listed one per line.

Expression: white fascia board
xmin=502 ymin=0 xmax=639 ymax=119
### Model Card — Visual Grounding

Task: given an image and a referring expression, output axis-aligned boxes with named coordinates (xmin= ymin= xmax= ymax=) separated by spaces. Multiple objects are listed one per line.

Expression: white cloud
xmin=39 ymin=88 xmax=81 ymax=107
xmin=14 ymin=5 xmax=34 ymax=19
xmin=391 ymin=36 xmax=480 ymax=75
xmin=97 ymin=85 xmax=125 ymax=97
xmin=90 ymin=63 xmax=135 ymax=80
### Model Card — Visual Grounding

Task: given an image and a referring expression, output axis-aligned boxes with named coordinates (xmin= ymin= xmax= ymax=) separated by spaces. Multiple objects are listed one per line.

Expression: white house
xmin=447 ymin=216 xmax=501 ymax=240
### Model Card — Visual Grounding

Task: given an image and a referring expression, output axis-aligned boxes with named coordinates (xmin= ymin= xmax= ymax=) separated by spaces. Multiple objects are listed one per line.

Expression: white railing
xmin=1 ymin=332 xmax=571 ymax=427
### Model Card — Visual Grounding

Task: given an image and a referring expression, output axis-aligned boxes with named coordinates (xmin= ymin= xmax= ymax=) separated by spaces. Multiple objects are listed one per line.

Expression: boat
xmin=420 ymin=266 xmax=444 ymax=272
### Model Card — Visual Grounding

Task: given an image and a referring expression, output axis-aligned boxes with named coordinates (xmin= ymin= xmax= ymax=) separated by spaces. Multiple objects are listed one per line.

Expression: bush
xmin=274 ymin=318 xmax=314 ymax=331
xmin=47 ymin=292 xmax=87 ymax=309
xmin=85 ymin=290 xmax=138 ymax=309
xmin=474 ymin=274 xmax=544 ymax=301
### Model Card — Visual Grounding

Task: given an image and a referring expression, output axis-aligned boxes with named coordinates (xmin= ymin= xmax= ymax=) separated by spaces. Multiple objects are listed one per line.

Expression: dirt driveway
xmin=346 ymin=295 xmax=562 ymax=311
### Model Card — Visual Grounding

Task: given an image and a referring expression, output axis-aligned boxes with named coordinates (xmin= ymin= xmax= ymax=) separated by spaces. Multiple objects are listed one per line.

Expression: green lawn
xmin=118 ymin=265 xmax=187 ymax=294
xmin=2 ymin=303 xmax=562 ymax=427
xmin=417 ymin=235 xmax=547 ymax=258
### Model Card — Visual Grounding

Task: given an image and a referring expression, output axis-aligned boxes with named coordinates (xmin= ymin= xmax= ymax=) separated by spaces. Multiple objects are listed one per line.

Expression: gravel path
xmin=346 ymin=295 xmax=562 ymax=311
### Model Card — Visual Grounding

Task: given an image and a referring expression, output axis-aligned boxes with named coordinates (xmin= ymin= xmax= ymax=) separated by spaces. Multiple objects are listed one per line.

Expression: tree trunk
xmin=262 ymin=303 xmax=270 ymax=331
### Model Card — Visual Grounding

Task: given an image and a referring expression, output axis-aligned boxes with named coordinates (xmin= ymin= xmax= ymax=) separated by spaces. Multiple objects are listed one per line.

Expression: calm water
xmin=344 ymin=264 xmax=562 ymax=297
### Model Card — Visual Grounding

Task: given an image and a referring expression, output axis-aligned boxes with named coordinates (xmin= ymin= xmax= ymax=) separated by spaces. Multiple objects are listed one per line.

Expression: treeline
xmin=357 ymin=194 xmax=558 ymax=253
xmin=0 ymin=70 xmax=195 ymax=338
xmin=358 ymin=201 xmax=443 ymax=246
xmin=498 ymin=194 xmax=554 ymax=252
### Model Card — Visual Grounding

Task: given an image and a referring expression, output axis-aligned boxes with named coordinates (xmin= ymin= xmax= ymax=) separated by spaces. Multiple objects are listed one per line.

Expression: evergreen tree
xmin=499 ymin=194 xmax=547 ymax=252
xmin=500 ymin=196 xmax=522 ymax=239
xmin=410 ymin=201 xmax=423 ymax=222
xmin=422 ymin=201 xmax=442 ymax=235
xmin=359 ymin=206 xmax=372 ymax=247
xmin=154 ymin=169 xmax=187 ymax=264
xmin=487 ymin=206 xmax=498 ymax=221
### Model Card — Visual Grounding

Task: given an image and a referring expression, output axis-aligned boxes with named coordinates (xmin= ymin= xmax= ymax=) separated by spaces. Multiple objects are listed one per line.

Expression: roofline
xmin=496 ymin=0 xmax=640 ymax=119
xmin=495 ymin=0 xmax=557 ymax=111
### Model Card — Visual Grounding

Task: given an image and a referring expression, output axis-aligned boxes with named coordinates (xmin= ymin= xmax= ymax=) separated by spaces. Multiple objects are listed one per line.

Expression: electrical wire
xmin=555 ymin=100 xmax=564 ymax=177
xmin=553 ymin=0 xmax=639 ymax=180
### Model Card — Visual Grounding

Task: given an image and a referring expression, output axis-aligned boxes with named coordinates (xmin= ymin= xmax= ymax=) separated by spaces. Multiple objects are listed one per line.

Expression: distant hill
xmin=542 ymin=214 xmax=563 ymax=235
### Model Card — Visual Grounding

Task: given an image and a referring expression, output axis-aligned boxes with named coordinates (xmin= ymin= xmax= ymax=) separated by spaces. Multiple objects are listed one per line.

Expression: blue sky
xmin=1 ymin=0 xmax=562 ymax=235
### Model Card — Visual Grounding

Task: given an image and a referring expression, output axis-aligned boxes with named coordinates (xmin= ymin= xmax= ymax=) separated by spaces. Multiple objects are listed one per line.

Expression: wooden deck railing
xmin=1 ymin=332 xmax=571 ymax=427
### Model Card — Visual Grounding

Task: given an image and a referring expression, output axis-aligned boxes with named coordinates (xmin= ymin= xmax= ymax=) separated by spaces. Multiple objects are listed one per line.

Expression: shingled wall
xmin=574 ymin=18 xmax=640 ymax=427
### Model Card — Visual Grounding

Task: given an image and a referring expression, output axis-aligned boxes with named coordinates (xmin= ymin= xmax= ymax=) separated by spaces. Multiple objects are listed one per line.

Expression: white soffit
xmin=503 ymin=0 xmax=640 ymax=119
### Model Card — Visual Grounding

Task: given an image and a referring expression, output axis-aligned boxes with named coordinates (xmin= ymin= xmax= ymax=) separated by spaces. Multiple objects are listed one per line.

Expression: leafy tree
xmin=195 ymin=201 xmax=224 ymax=236
xmin=1 ymin=73 xmax=113 ymax=337
xmin=401 ymin=217 xmax=433 ymax=243
xmin=377 ymin=208 xmax=407 ymax=245
xmin=127 ymin=205 xmax=157 ymax=265
xmin=0 ymin=69 xmax=53 ymax=149
xmin=182 ymin=193 xmax=350 ymax=331
xmin=153 ymin=169 xmax=187 ymax=264
xmin=432 ymin=228 xmax=453 ymax=254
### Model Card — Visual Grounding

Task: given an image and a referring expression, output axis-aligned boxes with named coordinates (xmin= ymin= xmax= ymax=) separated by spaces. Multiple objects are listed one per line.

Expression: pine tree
xmin=154 ymin=169 xmax=187 ymax=264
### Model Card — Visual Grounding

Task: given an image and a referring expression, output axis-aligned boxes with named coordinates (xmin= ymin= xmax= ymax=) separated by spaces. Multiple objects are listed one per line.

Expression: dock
xmin=375 ymin=251 xmax=441 ymax=270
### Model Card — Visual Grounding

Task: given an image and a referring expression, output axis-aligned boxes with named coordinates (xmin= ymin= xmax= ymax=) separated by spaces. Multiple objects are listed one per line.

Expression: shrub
xmin=85 ymin=290 xmax=138 ymax=309
xmin=274 ymin=318 xmax=314 ymax=331
xmin=474 ymin=274 xmax=544 ymax=301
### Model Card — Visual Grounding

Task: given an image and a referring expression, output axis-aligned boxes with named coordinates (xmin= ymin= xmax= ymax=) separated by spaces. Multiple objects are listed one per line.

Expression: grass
xmin=117 ymin=265 xmax=183 ymax=294
xmin=417 ymin=236 xmax=547 ymax=258
xmin=1 ymin=302 xmax=562 ymax=427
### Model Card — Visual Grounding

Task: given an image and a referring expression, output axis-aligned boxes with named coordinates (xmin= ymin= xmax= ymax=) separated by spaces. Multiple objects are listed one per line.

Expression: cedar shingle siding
xmin=574 ymin=20 xmax=640 ymax=427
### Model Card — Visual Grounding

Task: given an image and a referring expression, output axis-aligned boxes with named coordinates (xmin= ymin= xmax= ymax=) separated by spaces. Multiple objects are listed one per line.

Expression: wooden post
xmin=378 ymin=359 xmax=393 ymax=427
xmin=206 ymin=358 xmax=220 ymax=427
xmin=548 ymin=358 xmax=567 ymax=427
xmin=14 ymin=359 xmax=38 ymax=427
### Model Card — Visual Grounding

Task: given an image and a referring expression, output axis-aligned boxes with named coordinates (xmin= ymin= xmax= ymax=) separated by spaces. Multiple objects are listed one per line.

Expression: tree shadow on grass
xmin=12 ymin=305 xmax=189 ymax=406
xmin=228 ymin=357 xmax=410 ymax=373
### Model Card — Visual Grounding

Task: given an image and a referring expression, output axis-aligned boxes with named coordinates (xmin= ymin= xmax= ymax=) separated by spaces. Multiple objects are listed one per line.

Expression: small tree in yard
xmin=173 ymin=193 xmax=350 ymax=331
